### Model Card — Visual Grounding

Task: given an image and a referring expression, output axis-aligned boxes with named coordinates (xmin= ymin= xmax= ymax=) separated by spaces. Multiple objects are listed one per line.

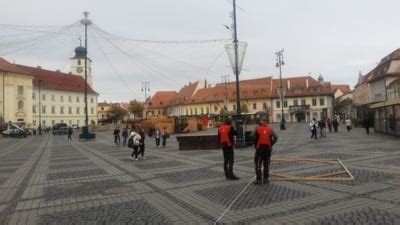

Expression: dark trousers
xmin=155 ymin=138 xmax=160 ymax=146
xmin=333 ymin=126 xmax=338 ymax=133
xmin=139 ymin=144 xmax=145 ymax=157
xmin=310 ymin=129 xmax=317 ymax=140
xmin=365 ymin=126 xmax=370 ymax=134
xmin=346 ymin=126 xmax=351 ymax=132
xmin=114 ymin=135 xmax=120 ymax=145
xmin=131 ymin=145 xmax=139 ymax=158
xmin=222 ymin=147 xmax=234 ymax=178
xmin=254 ymin=146 xmax=271 ymax=181
xmin=122 ymin=136 xmax=128 ymax=146
xmin=162 ymin=137 xmax=167 ymax=147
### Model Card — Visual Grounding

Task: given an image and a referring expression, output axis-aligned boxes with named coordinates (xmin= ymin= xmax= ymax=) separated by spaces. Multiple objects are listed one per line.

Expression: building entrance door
xmin=295 ymin=112 xmax=306 ymax=122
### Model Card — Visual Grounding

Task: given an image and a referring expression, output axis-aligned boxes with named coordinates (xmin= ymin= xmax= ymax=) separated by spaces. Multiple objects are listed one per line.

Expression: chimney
xmin=56 ymin=69 xmax=60 ymax=72
xmin=36 ymin=66 xmax=41 ymax=69
xmin=306 ymin=79 xmax=309 ymax=88
xmin=287 ymin=80 xmax=291 ymax=89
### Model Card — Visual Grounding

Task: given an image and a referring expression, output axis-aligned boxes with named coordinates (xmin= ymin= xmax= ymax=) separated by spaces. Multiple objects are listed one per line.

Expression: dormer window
xmin=293 ymin=86 xmax=302 ymax=94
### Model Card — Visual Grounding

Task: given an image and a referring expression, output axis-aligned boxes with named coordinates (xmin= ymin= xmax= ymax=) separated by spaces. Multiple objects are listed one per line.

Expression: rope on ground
xmin=213 ymin=175 xmax=255 ymax=224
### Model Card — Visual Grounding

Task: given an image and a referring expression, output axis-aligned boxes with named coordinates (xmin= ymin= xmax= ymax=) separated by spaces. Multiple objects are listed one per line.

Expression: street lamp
xmin=276 ymin=49 xmax=286 ymax=130
xmin=225 ymin=0 xmax=247 ymax=147
xmin=38 ymin=79 xmax=42 ymax=135
xmin=141 ymin=82 xmax=150 ymax=119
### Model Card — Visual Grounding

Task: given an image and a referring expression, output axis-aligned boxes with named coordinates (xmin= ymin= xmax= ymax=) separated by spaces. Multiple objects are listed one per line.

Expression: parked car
xmin=2 ymin=123 xmax=28 ymax=138
xmin=52 ymin=123 xmax=68 ymax=135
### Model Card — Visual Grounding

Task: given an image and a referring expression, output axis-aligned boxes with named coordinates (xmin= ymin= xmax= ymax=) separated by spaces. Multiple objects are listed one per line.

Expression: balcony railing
xmin=289 ymin=105 xmax=310 ymax=113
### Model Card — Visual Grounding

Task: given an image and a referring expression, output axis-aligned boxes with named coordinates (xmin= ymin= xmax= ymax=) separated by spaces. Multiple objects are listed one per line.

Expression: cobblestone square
xmin=0 ymin=123 xmax=399 ymax=224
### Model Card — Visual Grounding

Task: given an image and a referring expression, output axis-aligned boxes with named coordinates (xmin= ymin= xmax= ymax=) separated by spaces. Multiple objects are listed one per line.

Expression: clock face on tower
xmin=76 ymin=67 xmax=83 ymax=73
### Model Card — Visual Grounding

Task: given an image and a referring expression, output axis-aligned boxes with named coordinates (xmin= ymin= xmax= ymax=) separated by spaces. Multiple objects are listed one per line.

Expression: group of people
xmin=309 ymin=117 xmax=354 ymax=140
xmin=218 ymin=118 xmax=278 ymax=185
xmin=113 ymin=126 xmax=169 ymax=160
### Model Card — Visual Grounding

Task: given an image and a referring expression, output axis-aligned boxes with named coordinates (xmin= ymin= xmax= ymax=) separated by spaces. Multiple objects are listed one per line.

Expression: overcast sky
xmin=1 ymin=0 xmax=400 ymax=102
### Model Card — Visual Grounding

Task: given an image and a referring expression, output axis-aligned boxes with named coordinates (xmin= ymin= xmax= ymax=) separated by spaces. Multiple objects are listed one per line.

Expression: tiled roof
xmin=270 ymin=76 xmax=333 ymax=98
xmin=147 ymin=91 xmax=177 ymax=109
xmin=0 ymin=58 xmax=32 ymax=76
xmin=16 ymin=64 xmax=97 ymax=94
xmin=331 ymin=84 xmax=351 ymax=94
xmin=0 ymin=58 xmax=96 ymax=94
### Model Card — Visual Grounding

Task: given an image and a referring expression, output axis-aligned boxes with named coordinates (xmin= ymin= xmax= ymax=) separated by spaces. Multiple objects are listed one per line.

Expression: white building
xmin=0 ymin=46 xmax=98 ymax=128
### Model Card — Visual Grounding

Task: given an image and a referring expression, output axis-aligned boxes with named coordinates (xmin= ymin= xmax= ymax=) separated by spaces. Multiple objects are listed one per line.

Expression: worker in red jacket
xmin=253 ymin=120 xmax=278 ymax=184
xmin=218 ymin=118 xmax=239 ymax=180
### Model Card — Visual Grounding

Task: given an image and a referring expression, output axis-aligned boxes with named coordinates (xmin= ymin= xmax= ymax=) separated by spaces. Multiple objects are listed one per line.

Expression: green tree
xmin=129 ymin=100 xmax=144 ymax=118
xmin=108 ymin=105 xmax=128 ymax=122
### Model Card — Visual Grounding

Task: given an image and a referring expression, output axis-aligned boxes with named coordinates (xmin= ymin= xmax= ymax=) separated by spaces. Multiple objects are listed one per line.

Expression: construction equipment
xmin=2 ymin=122 xmax=28 ymax=138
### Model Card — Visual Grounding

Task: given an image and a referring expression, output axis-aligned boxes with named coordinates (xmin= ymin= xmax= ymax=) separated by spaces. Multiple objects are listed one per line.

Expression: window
xmin=18 ymin=86 xmax=24 ymax=96
xmin=32 ymin=106 xmax=36 ymax=113
xmin=51 ymin=95 xmax=55 ymax=101
xmin=276 ymin=113 xmax=281 ymax=121
xmin=33 ymin=120 xmax=36 ymax=126
xmin=276 ymin=101 xmax=281 ymax=108
xmin=194 ymin=108 xmax=198 ymax=115
xmin=76 ymin=107 xmax=80 ymax=114
xmin=186 ymin=109 xmax=188 ymax=115
xmin=51 ymin=106 xmax=55 ymax=114
xmin=301 ymin=99 xmax=306 ymax=105
xmin=233 ymin=104 xmax=236 ymax=111
xmin=60 ymin=96 xmax=64 ymax=102
xmin=312 ymin=112 xmax=318 ymax=119
xmin=91 ymin=107 xmax=94 ymax=114
xmin=293 ymin=100 xmax=298 ymax=106
xmin=312 ymin=98 xmax=317 ymax=106
xmin=76 ymin=97 xmax=80 ymax=102
xmin=190 ymin=108 xmax=193 ymax=115
xmin=283 ymin=100 xmax=288 ymax=108
xmin=263 ymin=103 xmax=267 ymax=110
xmin=68 ymin=96 xmax=72 ymax=102
xmin=42 ymin=106 xmax=46 ymax=114
xmin=294 ymin=87 xmax=302 ymax=94
xmin=90 ymin=98 xmax=94 ymax=103
xmin=32 ymin=93 xmax=36 ymax=99
xmin=60 ymin=120 xmax=64 ymax=123
xmin=214 ymin=106 xmax=218 ymax=112
xmin=68 ymin=107 xmax=72 ymax=114
xmin=319 ymin=98 xmax=325 ymax=106
xmin=78 ymin=59 xmax=81 ymax=65
xmin=69 ymin=120 xmax=72 ymax=125
xmin=206 ymin=107 xmax=209 ymax=114
xmin=42 ymin=94 xmax=46 ymax=101
xmin=253 ymin=103 xmax=257 ymax=110
xmin=101 ymin=107 xmax=104 ymax=110
xmin=60 ymin=106 xmax=64 ymax=114
xmin=52 ymin=120 xmax=55 ymax=125
xmin=200 ymin=107 xmax=204 ymax=115
xmin=77 ymin=120 xmax=80 ymax=125
xmin=17 ymin=101 xmax=23 ymax=110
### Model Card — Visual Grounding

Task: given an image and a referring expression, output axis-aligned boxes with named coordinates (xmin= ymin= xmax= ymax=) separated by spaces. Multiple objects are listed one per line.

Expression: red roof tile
xmin=0 ymin=58 xmax=32 ymax=76
xmin=331 ymin=84 xmax=351 ymax=94
xmin=147 ymin=91 xmax=177 ymax=109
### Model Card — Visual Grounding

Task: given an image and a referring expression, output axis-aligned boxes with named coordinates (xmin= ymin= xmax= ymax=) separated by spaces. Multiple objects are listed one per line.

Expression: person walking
xmin=364 ymin=117 xmax=370 ymax=134
xmin=217 ymin=118 xmax=239 ymax=180
xmin=345 ymin=118 xmax=352 ymax=132
xmin=113 ymin=126 xmax=121 ymax=147
xmin=333 ymin=118 xmax=339 ymax=133
xmin=327 ymin=118 xmax=332 ymax=133
xmin=155 ymin=128 xmax=161 ymax=148
xmin=253 ymin=120 xmax=278 ymax=185
xmin=122 ymin=127 xmax=129 ymax=146
xmin=318 ymin=118 xmax=326 ymax=138
xmin=139 ymin=128 xmax=146 ymax=159
xmin=310 ymin=118 xmax=317 ymax=140
xmin=161 ymin=127 xmax=168 ymax=147
xmin=67 ymin=127 xmax=73 ymax=143
xmin=129 ymin=129 xmax=141 ymax=160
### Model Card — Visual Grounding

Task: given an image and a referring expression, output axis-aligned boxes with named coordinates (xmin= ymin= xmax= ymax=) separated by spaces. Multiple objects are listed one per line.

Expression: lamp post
xmin=79 ymin=11 xmax=95 ymax=140
xmin=276 ymin=49 xmax=286 ymax=130
xmin=141 ymin=82 xmax=150 ymax=119
xmin=38 ymin=79 xmax=42 ymax=135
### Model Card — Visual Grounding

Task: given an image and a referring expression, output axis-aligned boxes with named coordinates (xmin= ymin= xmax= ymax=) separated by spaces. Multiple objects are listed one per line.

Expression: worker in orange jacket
xmin=253 ymin=120 xmax=278 ymax=184
xmin=218 ymin=118 xmax=239 ymax=180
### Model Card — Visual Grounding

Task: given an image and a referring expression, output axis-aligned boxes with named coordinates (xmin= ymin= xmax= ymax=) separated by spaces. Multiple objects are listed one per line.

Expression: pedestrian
xmin=217 ymin=118 xmax=239 ymax=180
xmin=364 ymin=117 xmax=370 ymax=134
xmin=139 ymin=128 xmax=146 ymax=159
xmin=113 ymin=126 xmax=121 ymax=147
xmin=161 ymin=127 xmax=169 ymax=147
xmin=155 ymin=128 xmax=161 ymax=148
xmin=253 ymin=120 xmax=278 ymax=185
xmin=333 ymin=118 xmax=339 ymax=133
xmin=318 ymin=118 xmax=326 ymax=138
xmin=122 ymin=127 xmax=128 ymax=146
xmin=310 ymin=118 xmax=317 ymax=140
xmin=67 ymin=127 xmax=73 ymax=143
xmin=129 ymin=129 xmax=141 ymax=160
xmin=345 ymin=118 xmax=352 ymax=132
xmin=327 ymin=118 xmax=332 ymax=133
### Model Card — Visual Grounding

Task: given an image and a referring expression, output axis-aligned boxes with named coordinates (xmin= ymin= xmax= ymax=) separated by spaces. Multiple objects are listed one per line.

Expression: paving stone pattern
xmin=39 ymin=200 xmax=171 ymax=225
xmin=1 ymin=123 xmax=400 ymax=224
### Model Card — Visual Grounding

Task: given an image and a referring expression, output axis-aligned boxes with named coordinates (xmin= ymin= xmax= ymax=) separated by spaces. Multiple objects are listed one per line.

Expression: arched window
xmin=18 ymin=101 xmax=23 ymax=110
xmin=78 ymin=59 xmax=81 ymax=65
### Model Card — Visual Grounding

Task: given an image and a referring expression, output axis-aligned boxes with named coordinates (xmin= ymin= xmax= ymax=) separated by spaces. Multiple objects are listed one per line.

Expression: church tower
xmin=69 ymin=46 xmax=93 ymax=87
